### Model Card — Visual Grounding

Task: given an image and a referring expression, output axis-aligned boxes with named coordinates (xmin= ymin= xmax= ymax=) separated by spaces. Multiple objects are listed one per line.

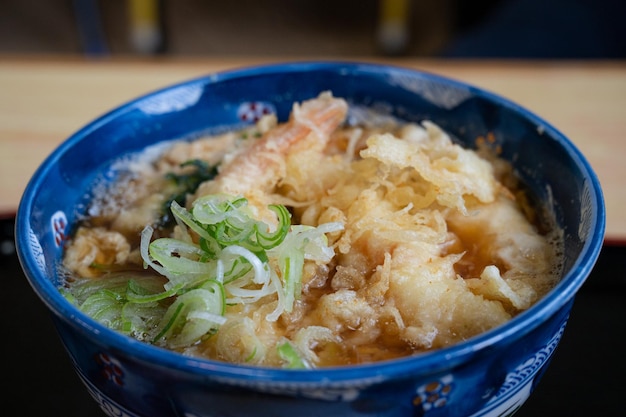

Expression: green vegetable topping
xmin=66 ymin=193 xmax=343 ymax=362
xmin=159 ymin=159 xmax=218 ymax=227
xmin=277 ymin=341 xmax=308 ymax=369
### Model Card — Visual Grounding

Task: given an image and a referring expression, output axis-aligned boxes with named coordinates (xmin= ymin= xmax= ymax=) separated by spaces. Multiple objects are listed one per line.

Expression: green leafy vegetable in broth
xmin=159 ymin=159 xmax=218 ymax=227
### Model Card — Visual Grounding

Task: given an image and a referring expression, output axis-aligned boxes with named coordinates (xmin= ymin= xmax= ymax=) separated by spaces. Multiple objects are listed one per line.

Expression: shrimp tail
xmin=197 ymin=92 xmax=348 ymax=199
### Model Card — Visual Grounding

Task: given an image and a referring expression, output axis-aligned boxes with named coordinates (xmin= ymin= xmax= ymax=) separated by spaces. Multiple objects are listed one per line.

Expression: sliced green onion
xmin=191 ymin=194 xmax=249 ymax=226
xmin=126 ymin=279 xmax=177 ymax=304
xmin=153 ymin=281 xmax=226 ymax=348
xmin=280 ymin=247 xmax=304 ymax=313
xmin=277 ymin=341 xmax=308 ymax=369
xmin=221 ymin=245 xmax=269 ymax=285
xmin=80 ymin=289 xmax=125 ymax=329
xmin=218 ymin=255 xmax=253 ymax=284
xmin=81 ymin=193 xmax=344 ymax=354
xmin=225 ymin=278 xmax=276 ymax=304
xmin=148 ymin=238 xmax=215 ymax=275
xmin=141 ymin=226 xmax=168 ymax=276
xmin=121 ymin=301 xmax=165 ymax=338
xmin=266 ymin=270 xmax=286 ymax=321
xmin=153 ymin=301 xmax=184 ymax=343
xmin=255 ymin=204 xmax=291 ymax=249
xmin=170 ymin=200 xmax=215 ymax=242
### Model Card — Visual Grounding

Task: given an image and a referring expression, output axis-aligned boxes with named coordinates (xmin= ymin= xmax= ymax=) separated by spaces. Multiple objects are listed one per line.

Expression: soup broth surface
xmin=61 ymin=92 xmax=563 ymax=368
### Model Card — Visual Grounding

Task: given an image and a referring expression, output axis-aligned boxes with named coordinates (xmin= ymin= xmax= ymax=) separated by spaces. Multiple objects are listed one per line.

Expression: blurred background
xmin=1 ymin=0 xmax=625 ymax=59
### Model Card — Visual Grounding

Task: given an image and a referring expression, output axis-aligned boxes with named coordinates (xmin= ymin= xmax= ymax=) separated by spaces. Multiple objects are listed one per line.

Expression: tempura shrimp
xmin=193 ymin=92 xmax=348 ymax=224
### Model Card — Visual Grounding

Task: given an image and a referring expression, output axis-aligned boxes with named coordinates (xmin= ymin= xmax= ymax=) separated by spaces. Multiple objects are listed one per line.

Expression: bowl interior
xmin=16 ymin=61 xmax=605 ymax=376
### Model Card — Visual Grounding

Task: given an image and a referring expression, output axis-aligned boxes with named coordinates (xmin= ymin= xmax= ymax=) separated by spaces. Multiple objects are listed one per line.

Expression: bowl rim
xmin=15 ymin=60 xmax=606 ymax=383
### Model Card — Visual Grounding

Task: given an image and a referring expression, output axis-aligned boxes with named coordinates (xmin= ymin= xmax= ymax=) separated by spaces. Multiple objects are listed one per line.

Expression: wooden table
xmin=1 ymin=56 xmax=624 ymax=242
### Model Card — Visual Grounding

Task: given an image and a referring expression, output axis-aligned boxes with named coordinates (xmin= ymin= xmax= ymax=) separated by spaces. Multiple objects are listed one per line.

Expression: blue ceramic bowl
xmin=16 ymin=62 xmax=605 ymax=417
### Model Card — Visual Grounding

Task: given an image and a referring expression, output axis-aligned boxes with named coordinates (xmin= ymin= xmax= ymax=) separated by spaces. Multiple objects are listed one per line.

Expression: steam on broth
xmin=60 ymin=92 xmax=563 ymax=368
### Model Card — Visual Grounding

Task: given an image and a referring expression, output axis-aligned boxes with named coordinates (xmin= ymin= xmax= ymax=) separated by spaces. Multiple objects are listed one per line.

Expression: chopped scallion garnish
xmin=277 ymin=341 xmax=308 ymax=369
xmin=69 ymin=193 xmax=343 ymax=361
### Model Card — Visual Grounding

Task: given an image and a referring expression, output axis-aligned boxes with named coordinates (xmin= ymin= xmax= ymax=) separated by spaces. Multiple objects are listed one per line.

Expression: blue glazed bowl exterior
xmin=16 ymin=62 xmax=605 ymax=417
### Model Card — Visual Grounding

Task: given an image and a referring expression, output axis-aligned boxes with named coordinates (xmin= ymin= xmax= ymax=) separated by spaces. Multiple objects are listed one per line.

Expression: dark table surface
xmin=3 ymin=215 xmax=624 ymax=416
